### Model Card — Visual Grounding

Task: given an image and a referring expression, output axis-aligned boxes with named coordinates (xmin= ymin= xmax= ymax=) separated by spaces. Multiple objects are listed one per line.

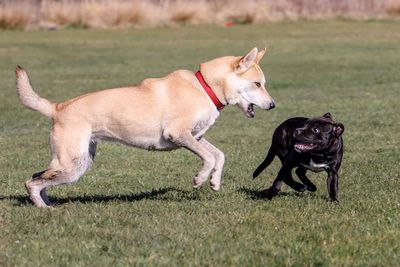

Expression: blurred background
xmin=1 ymin=0 xmax=400 ymax=30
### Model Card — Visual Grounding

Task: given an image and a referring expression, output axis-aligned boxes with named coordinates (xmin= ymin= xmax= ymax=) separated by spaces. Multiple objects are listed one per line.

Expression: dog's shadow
xmin=238 ymin=187 xmax=265 ymax=200
xmin=238 ymin=187 xmax=307 ymax=200
xmin=2 ymin=187 xmax=313 ymax=206
xmin=0 ymin=187 xmax=204 ymax=206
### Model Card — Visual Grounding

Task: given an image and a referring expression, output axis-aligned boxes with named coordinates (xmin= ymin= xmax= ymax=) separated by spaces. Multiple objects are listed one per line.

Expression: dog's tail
xmin=253 ymin=146 xmax=276 ymax=179
xmin=15 ymin=66 xmax=56 ymax=118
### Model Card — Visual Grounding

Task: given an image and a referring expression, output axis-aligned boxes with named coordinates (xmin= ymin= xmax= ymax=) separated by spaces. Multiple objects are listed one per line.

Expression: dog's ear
xmin=333 ymin=123 xmax=344 ymax=137
xmin=256 ymin=48 xmax=266 ymax=64
xmin=236 ymin=47 xmax=258 ymax=73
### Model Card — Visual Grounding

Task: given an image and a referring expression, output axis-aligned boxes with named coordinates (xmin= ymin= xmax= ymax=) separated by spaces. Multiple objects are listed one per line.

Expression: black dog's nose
xmin=295 ymin=129 xmax=301 ymax=136
xmin=269 ymin=102 xmax=275 ymax=110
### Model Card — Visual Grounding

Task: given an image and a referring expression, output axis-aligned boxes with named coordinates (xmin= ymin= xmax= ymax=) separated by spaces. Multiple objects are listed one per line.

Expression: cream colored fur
xmin=15 ymin=47 xmax=275 ymax=208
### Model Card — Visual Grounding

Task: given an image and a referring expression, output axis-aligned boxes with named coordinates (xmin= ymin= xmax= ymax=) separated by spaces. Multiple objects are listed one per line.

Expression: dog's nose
xmin=269 ymin=101 xmax=275 ymax=110
xmin=295 ymin=129 xmax=302 ymax=136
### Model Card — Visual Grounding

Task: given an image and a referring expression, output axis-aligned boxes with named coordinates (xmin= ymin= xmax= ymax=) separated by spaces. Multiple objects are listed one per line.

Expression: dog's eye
xmin=254 ymin=82 xmax=261 ymax=88
xmin=313 ymin=127 xmax=320 ymax=133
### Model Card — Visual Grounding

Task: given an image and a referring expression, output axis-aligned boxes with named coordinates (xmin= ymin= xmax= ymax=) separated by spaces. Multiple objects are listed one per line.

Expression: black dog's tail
xmin=253 ymin=147 xmax=276 ymax=179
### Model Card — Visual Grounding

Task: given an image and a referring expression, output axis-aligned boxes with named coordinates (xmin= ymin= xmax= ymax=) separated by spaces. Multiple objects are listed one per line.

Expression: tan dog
xmin=16 ymin=47 xmax=275 ymax=208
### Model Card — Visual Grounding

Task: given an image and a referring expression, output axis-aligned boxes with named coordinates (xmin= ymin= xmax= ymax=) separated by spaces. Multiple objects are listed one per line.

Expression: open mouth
xmin=246 ymin=103 xmax=255 ymax=118
xmin=294 ymin=143 xmax=317 ymax=153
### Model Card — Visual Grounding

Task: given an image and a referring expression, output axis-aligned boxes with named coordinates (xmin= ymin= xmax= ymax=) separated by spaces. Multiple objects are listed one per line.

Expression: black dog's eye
xmin=254 ymin=82 xmax=261 ymax=88
xmin=313 ymin=127 xmax=320 ymax=134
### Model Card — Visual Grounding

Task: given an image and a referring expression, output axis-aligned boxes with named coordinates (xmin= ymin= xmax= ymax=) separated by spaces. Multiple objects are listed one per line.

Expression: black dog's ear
xmin=323 ymin=112 xmax=333 ymax=120
xmin=333 ymin=123 xmax=344 ymax=137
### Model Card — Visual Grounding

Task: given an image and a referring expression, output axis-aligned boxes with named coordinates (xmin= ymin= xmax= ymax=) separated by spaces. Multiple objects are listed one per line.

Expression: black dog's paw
xmin=287 ymin=182 xmax=307 ymax=192
xmin=295 ymin=184 xmax=307 ymax=192
xmin=306 ymin=184 xmax=317 ymax=192
xmin=258 ymin=188 xmax=279 ymax=200
xmin=330 ymin=197 xmax=339 ymax=204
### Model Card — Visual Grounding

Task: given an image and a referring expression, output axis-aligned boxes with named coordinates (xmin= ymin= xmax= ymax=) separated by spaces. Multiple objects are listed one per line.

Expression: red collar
xmin=195 ymin=71 xmax=225 ymax=111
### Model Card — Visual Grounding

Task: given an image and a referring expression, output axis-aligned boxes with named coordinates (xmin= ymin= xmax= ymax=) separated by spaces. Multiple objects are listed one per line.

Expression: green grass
xmin=1 ymin=21 xmax=400 ymax=266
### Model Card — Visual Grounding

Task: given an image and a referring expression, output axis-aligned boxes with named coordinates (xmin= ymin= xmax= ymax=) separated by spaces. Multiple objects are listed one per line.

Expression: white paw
xmin=210 ymin=182 xmax=220 ymax=191
xmin=193 ymin=176 xmax=208 ymax=188
xmin=25 ymin=180 xmax=50 ymax=208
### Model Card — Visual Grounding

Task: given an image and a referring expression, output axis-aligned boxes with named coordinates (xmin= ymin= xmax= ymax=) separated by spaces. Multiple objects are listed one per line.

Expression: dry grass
xmin=213 ymin=1 xmax=270 ymax=24
xmin=166 ymin=0 xmax=210 ymax=24
xmin=387 ymin=0 xmax=400 ymax=15
xmin=0 ymin=0 xmax=399 ymax=30
xmin=39 ymin=0 xmax=158 ymax=29
xmin=0 ymin=3 xmax=32 ymax=30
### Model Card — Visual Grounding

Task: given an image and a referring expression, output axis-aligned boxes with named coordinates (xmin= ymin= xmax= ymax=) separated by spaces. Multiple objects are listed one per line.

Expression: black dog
xmin=253 ymin=113 xmax=344 ymax=201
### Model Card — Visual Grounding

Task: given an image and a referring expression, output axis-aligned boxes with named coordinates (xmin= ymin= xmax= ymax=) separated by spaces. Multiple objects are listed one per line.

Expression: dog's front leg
xmin=199 ymin=138 xmax=225 ymax=191
xmin=165 ymin=130 xmax=215 ymax=189
xmin=295 ymin=166 xmax=317 ymax=192
xmin=327 ymin=171 xmax=339 ymax=202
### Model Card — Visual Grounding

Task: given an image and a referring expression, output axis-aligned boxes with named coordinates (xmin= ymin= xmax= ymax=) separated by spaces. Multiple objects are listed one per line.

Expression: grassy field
xmin=1 ymin=21 xmax=399 ymax=266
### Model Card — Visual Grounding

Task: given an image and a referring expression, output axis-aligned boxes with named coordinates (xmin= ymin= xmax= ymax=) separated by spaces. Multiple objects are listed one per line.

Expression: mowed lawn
xmin=0 ymin=21 xmax=399 ymax=266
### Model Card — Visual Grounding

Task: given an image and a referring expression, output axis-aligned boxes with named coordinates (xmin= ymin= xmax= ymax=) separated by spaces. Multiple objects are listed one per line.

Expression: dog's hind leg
xmin=199 ymin=138 xmax=225 ymax=191
xmin=260 ymin=167 xmax=288 ymax=200
xmin=26 ymin=169 xmax=62 ymax=208
xmin=26 ymin=170 xmax=54 ymax=207
xmin=253 ymin=146 xmax=276 ymax=179
xmin=295 ymin=166 xmax=317 ymax=192
xmin=261 ymin=162 xmax=304 ymax=199
xmin=25 ymin=125 xmax=95 ymax=208
xmin=30 ymin=170 xmax=52 ymax=205
xmin=26 ymin=155 xmax=94 ymax=208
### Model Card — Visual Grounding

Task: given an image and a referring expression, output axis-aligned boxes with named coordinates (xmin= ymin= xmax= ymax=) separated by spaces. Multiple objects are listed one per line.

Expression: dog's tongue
xmin=294 ymin=143 xmax=316 ymax=152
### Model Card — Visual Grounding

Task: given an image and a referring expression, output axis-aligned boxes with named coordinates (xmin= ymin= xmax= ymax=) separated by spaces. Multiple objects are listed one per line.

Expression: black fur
xmin=253 ymin=113 xmax=344 ymax=201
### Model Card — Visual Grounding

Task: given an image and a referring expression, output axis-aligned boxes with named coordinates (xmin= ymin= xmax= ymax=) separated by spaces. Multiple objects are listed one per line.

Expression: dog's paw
xmin=258 ymin=188 xmax=279 ymax=200
xmin=192 ymin=176 xmax=208 ymax=189
xmin=25 ymin=181 xmax=51 ymax=208
xmin=306 ymin=184 xmax=317 ymax=192
xmin=210 ymin=181 xmax=220 ymax=191
xmin=330 ymin=197 xmax=339 ymax=204
xmin=295 ymin=184 xmax=307 ymax=192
